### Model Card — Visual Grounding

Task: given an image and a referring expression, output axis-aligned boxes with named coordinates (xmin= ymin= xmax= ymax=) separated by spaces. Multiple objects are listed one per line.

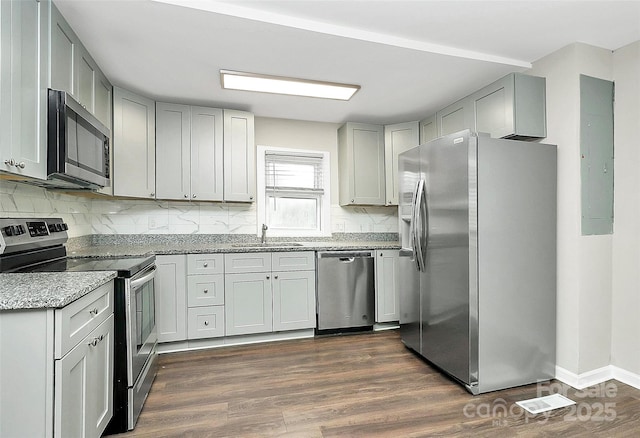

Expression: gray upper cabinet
xmin=384 ymin=121 xmax=419 ymax=206
xmin=112 ymin=87 xmax=156 ymax=198
xmin=223 ymin=110 xmax=255 ymax=202
xmin=0 ymin=0 xmax=49 ymax=180
xmin=436 ymin=96 xmax=474 ymax=137
xmin=50 ymin=3 xmax=112 ymax=127
xmin=338 ymin=122 xmax=386 ymax=206
xmin=156 ymin=103 xmax=223 ymax=201
xmin=472 ymin=72 xmax=546 ymax=139
xmin=419 ymin=115 xmax=437 ymax=144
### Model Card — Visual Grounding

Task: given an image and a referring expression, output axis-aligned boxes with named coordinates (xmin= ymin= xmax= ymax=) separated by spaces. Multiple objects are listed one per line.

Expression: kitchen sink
xmin=230 ymin=242 xmax=304 ymax=248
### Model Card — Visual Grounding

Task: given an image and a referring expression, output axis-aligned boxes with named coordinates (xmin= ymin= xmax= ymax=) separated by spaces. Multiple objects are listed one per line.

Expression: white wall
xmin=1 ymin=117 xmax=399 ymax=236
xmin=611 ymin=41 xmax=640 ymax=375
xmin=531 ymin=43 xmax=614 ymax=375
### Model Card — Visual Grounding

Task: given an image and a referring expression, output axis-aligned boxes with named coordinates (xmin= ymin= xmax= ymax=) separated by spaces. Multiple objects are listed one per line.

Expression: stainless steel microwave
xmin=46 ymin=89 xmax=110 ymax=190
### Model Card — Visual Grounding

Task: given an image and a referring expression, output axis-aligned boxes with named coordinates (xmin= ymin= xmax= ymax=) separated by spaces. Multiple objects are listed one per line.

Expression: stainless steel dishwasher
xmin=316 ymin=251 xmax=375 ymax=332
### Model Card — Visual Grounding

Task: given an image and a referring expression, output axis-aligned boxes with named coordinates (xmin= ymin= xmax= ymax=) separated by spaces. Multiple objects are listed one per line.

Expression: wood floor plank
xmin=107 ymin=330 xmax=640 ymax=437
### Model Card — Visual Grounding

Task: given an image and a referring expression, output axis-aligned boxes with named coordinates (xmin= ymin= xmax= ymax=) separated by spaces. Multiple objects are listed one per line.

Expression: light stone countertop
xmin=0 ymin=271 xmax=116 ymax=310
xmin=67 ymin=240 xmax=401 ymax=259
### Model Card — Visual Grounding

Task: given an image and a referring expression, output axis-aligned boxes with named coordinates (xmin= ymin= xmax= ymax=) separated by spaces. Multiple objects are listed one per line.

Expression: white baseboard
xmin=556 ymin=365 xmax=640 ymax=390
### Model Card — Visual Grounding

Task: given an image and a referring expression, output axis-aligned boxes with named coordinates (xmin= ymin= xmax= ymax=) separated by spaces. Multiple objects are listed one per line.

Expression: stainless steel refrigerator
xmin=398 ymin=129 xmax=557 ymax=394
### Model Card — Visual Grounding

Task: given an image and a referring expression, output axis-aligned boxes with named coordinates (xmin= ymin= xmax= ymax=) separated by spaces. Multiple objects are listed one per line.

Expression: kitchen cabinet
xmin=112 ymin=87 xmax=156 ymax=199
xmin=419 ymin=115 xmax=437 ymax=143
xmin=0 ymin=280 xmax=114 ymax=438
xmin=155 ymin=255 xmax=187 ymax=343
xmin=436 ymin=96 xmax=474 ymax=137
xmin=223 ymin=109 xmax=255 ymax=202
xmin=472 ymin=72 xmax=546 ymax=139
xmin=338 ymin=122 xmax=386 ymax=206
xmin=0 ymin=0 xmax=50 ymax=179
xmin=384 ymin=121 xmax=419 ymax=206
xmin=224 ymin=251 xmax=316 ymax=336
xmin=50 ymin=2 xmax=112 ymax=127
xmin=375 ymin=249 xmax=399 ymax=323
xmin=156 ymin=103 xmax=224 ymax=201
xmin=186 ymin=254 xmax=225 ymax=339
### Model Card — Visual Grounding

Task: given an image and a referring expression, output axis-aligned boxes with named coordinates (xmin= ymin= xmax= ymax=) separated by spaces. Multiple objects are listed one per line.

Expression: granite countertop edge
xmin=0 ymin=271 xmax=117 ymax=311
xmin=68 ymin=241 xmax=401 ymax=258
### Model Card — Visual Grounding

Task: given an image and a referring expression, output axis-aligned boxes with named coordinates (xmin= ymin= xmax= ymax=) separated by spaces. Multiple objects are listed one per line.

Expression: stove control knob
xmin=3 ymin=225 xmax=15 ymax=236
xmin=16 ymin=225 xmax=25 ymax=235
xmin=61 ymin=223 xmax=68 ymax=231
xmin=48 ymin=223 xmax=56 ymax=232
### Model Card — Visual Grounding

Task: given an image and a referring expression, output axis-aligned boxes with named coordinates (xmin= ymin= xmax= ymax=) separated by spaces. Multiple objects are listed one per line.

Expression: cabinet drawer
xmin=187 ymin=253 xmax=224 ymax=275
xmin=55 ymin=280 xmax=114 ymax=359
xmin=224 ymin=253 xmax=271 ymax=274
xmin=187 ymin=274 xmax=224 ymax=307
xmin=187 ymin=306 xmax=224 ymax=339
xmin=272 ymin=251 xmax=315 ymax=271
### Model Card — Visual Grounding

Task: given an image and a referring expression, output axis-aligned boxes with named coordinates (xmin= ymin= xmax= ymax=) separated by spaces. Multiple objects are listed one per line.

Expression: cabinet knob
xmin=15 ymin=161 xmax=25 ymax=169
xmin=150 ymin=193 xmax=155 ymax=197
xmin=3 ymin=159 xmax=13 ymax=166
xmin=89 ymin=308 xmax=99 ymax=316
xmin=192 ymin=194 xmax=197 ymax=199
xmin=184 ymin=194 xmax=189 ymax=198
xmin=203 ymin=289 xmax=208 ymax=294
xmin=204 ymin=321 xmax=209 ymax=326
xmin=203 ymin=262 xmax=208 ymax=267
xmin=266 ymin=275 xmax=270 ymax=280
xmin=249 ymin=196 xmax=254 ymax=200
xmin=274 ymin=275 xmax=278 ymax=279
xmin=351 ymin=199 xmax=355 ymax=203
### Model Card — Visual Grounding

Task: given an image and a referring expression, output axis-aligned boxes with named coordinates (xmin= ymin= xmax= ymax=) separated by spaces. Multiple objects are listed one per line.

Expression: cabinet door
xmin=187 ymin=306 xmax=225 ymax=339
xmin=55 ymin=315 xmax=114 ymax=438
xmin=50 ymin=3 xmax=77 ymax=96
xmin=273 ymin=270 xmax=316 ymax=331
xmin=0 ymin=0 xmax=49 ymax=179
xmin=112 ymin=87 xmax=156 ymax=198
xmin=473 ymin=74 xmax=515 ymax=139
xmin=419 ymin=115 xmax=437 ymax=143
xmin=384 ymin=121 xmax=419 ymax=206
xmin=191 ymin=106 xmax=223 ymax=201
xmin=94 ymin=70 xmax=112 ymax=129
xmin=156 ymin=102 xmax=190 ymax=200
xmin=225 ymin=272 xmax=272 ymax=335
xmin=338 ymin=122 xmax=385 ymax=205
xmin=223 ymin=109 xmax=255 ymax=202
xmin=436 ymin=97 xmax=474 ymax=137
xmin=155 ymin=255 xmax=187 ymax=343
xmin=375 ymin=250 xmax=400 ymax=323
xmin=76 ymin=48 xmax=96 ymax=113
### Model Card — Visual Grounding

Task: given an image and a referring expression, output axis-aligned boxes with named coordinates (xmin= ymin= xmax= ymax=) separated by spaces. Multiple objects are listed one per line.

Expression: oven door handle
xmin=130 ymin=265 xmax=156 ymax=289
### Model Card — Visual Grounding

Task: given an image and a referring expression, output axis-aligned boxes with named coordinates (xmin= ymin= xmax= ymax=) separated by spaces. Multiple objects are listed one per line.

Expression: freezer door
xmin=420 ymin=130 xmax=476 ymax=386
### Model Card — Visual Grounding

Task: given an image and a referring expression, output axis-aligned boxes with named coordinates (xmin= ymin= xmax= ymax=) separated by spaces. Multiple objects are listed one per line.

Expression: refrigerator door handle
xmin=410 ymin=180 xmax=421 ymax=272
xmin=414 ymin=179 xmax=427 ymax=272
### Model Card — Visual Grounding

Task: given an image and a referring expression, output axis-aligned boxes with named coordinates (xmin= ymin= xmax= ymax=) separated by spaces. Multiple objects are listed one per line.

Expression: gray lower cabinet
xmin=375 ymin=250 xmax=399 ymax=323
xmin=155 ymin=254 xmax=187 ymax=342
xmin=0 ymin=280 xmax=114 ymax=438
xmin=186 ymin=254 xmax=225 ymax=339
xmin=338 ymin=122 xmax=386 ymax=206
xmin=0 ymin=0 xmax=49 ymax=179
xmin=225 ymin=252 xmax=316 ymax=336
xmin=112 ymin=87 xmax=156 ymax=199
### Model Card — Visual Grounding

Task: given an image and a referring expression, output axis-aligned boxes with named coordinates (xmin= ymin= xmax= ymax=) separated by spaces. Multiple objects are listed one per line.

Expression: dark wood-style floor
xmin=109 ymin=330 xmax=640 ymax=437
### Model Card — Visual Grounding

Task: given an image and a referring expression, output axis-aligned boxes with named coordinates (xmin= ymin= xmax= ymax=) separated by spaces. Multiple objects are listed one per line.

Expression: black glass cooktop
xmin=21 ymin=255 xmax=155 ymax=278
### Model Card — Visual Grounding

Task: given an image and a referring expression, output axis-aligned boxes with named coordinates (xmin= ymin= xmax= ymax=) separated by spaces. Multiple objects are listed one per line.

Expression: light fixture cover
xmin=220 ymin=70 xmax=360 ymax=100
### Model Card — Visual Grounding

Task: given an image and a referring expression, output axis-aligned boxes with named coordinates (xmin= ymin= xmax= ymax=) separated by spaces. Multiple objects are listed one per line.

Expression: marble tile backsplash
xmin=1 ymin=181 xmax=399 ymax=237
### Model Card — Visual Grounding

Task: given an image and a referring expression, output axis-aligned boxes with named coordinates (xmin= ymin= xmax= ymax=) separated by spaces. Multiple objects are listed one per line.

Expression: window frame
xmin=257 ymin=145 xmax=331 ymax=237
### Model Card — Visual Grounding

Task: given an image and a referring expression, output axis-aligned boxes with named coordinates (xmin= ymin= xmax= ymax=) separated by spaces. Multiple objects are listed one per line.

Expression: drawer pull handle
xmin=89 ymin=308 xmax=99 ymax=316
xmin=88 ymin=334 xmax=105 ymax=347
xmin=204 ymin=321 xmax=209 ymax=326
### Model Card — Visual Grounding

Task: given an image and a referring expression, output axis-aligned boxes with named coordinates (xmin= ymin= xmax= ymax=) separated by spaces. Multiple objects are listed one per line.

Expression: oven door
xmin=126 ymin=264 xmax=157 ymax=385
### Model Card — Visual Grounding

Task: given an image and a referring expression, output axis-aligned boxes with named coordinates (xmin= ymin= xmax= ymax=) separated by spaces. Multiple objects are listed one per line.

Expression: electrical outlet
xmin=335 ymin=222 xmax=345 ymax=232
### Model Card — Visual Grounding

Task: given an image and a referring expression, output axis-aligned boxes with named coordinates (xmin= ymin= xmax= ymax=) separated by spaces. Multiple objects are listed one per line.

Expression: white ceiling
xmin=54 ymin=0 xmax=640 ymax=125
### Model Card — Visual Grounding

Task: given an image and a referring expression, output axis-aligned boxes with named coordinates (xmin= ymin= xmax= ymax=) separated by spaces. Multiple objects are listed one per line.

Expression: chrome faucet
xmin=261 ymin=224 xmax=268 ymax=244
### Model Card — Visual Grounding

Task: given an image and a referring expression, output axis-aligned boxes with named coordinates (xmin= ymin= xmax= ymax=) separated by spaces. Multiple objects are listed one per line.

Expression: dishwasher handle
xmin=317 ymin=251 xmax=374 ymax=260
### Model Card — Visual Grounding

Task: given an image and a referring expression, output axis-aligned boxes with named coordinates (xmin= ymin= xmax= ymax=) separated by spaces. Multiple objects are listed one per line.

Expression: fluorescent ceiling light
xmin=220 ymin=70 xmax=360 ymax=100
